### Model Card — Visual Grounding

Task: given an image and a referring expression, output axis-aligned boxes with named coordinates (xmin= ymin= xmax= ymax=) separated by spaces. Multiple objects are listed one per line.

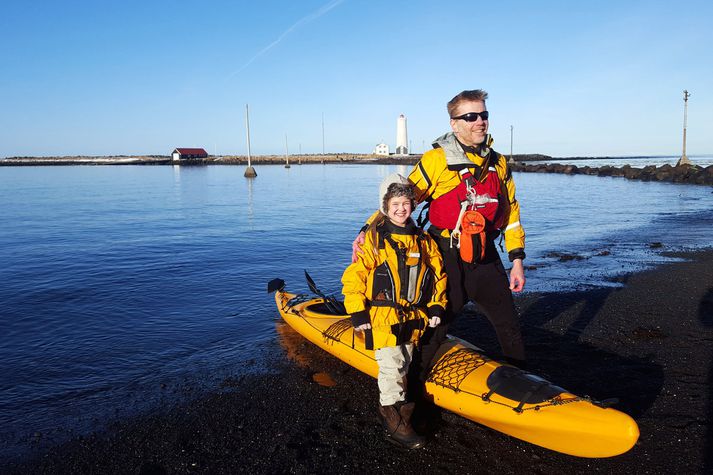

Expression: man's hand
xmin=509 ymin=258 xmax=526 ymax=293
xmin=351 ymin=231 xmax=365 ymax=263
xmin=354 ymin=323 xmax=372 ymax=332
xmin=428 ymin=316 xmax=441 ymax=328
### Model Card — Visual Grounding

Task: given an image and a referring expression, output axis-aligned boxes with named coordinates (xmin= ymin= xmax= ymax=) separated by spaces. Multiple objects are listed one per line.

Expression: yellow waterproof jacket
xmin=365 ymin=133 xmax=525 ymax=261
xmin=342 ymin=219 xmax=447 ymax=350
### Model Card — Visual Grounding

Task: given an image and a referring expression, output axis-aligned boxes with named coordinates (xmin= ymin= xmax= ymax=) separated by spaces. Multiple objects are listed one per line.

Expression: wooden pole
xmin=244 ymin=104 xmax=257 ymax=177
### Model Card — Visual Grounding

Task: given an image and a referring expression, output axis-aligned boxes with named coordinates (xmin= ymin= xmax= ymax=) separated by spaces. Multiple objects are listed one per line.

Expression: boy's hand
xmin=351 ymin=231 xmax=365 ymax=263
xmin=428 ymin=316 xmax=441 ymax=328
xmin=354 ymin=323 xmax=372 ymax=332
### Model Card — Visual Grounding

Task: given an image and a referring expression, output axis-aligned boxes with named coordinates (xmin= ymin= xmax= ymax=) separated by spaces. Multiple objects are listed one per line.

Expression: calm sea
xmin=1 ymin=163 xmax=711 ymax=460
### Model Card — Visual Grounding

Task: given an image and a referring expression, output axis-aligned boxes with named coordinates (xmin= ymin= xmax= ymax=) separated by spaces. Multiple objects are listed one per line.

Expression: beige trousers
xmin=374 ymin=343 xmax=414 ymax=406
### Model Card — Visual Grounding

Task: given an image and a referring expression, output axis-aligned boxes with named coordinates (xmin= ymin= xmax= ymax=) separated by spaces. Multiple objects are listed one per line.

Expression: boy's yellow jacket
xmin=342 ymin=219 xmax=447 ymax=350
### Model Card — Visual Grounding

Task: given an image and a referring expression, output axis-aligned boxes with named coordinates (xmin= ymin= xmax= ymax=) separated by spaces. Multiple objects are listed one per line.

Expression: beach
xmin=7 ymin=248 xmax=713 ymax=474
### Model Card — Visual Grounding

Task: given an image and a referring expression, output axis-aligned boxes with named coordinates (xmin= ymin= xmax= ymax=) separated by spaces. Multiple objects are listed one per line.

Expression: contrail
xmin=231 ymin=0 xmax=345 ymax=76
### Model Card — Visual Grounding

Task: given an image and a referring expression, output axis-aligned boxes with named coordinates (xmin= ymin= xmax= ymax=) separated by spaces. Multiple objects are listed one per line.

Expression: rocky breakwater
xmin=509 ymin=162 xmax=713 ymax=186
xmin=0 ymin=156 xmax=172 ymax=166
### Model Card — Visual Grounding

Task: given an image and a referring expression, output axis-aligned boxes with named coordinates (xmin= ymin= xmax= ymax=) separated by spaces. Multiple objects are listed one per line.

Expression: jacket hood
xmin=379 ymin=173 xmax=411 ymax=214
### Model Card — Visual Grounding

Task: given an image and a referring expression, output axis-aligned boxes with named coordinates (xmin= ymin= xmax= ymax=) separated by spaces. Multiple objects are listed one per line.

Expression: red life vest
xmin=428 ymin=167 xmax=506 ymax=232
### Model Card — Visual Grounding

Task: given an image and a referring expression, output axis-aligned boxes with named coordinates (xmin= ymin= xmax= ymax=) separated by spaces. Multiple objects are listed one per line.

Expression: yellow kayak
xmin=270 ymin=281 xmax=639 ymax=458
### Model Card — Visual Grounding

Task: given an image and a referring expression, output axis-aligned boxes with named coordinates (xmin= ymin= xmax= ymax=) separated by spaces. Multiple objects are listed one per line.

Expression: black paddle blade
xmin=267 ymin=278 xmax=285 ymax=294
xmin=303 ymin=271 xmax=346 ymax=315
xmin=304 ymin=270 xmax=323 ymax=296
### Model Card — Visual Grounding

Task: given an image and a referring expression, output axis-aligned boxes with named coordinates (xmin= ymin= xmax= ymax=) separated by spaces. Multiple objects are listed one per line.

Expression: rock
xmin=563 ymin=165 xmax=577 ymax=174
xmin=623 ymin=167 xmax=641 ymax=179
xmin=545 ymin=251 xmax=586 ymax=262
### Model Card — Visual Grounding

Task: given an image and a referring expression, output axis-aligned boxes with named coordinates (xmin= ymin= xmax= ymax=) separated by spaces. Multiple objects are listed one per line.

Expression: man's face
xmin=449 ymin=100 xmax=488 ymax=147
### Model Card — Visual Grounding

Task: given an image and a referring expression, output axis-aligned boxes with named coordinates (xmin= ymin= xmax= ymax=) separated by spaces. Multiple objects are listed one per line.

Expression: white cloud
xmin=230 ymin=0 xmax=345 ymax=76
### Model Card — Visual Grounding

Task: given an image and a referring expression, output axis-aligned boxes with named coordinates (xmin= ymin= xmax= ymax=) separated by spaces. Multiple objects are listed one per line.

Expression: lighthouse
xmin=395 ymin=114 xmax=408 ymax=155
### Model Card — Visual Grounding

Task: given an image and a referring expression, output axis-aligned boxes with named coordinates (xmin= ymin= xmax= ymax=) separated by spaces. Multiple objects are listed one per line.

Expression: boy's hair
xmin=447 ymin=89 xmax=488 ymax=118
xmin=382 ymin=182 xmax=416 ymax=215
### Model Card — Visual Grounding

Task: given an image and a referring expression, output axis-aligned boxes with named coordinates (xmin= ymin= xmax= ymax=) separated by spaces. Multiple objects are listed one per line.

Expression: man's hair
xmin=382 ymin=182 xmax=416 ymax=214
xmin=447 ymin=89 xmax=489 ymax=118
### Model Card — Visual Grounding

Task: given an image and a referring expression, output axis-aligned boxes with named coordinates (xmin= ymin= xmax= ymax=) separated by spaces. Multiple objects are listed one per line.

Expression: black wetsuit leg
xmin=465 ymin=256 xmax=526 ymax=363
xmin=411 ymin=236 xmax=526 ymax=388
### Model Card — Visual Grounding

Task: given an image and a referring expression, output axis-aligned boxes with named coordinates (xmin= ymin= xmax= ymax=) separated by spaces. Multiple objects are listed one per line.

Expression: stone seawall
xmin=2 ymin=155 xmax=711 ymax=186
xmin=210 ymin=154 xmax=413 ymax=165
xmin=0 ymin=154 xmax=413 ymax=166
xmin=1 ymin=153 xmax=551 ymax=167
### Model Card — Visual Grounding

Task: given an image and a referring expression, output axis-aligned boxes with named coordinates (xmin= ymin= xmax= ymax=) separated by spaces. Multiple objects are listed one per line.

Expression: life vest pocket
xmin=371 ymin=262 xmax=395 ymax=304
xmin=459 ymin=210 xmax=486 ymax=264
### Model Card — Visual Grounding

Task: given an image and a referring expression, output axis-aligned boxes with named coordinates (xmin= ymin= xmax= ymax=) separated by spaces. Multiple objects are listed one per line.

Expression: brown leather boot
xmin=377 ymin=402 xmax=426 ymax=449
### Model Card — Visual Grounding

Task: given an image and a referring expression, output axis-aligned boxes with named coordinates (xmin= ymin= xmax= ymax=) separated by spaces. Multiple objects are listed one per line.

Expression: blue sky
xmin=1 ymin=0 xmax=711 ymax=157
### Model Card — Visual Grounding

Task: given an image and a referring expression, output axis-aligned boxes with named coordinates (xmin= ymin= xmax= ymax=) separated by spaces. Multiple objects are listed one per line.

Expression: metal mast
xmin=676 ymin=90 xmax=691 ymax=166
xmin=509 ymin=125 xmax=514 ymax=163
xmin=320 ymin=113 xmax=326 ymax=164
xmin=284 ymin=133 xmax=290 ymax=168
xmin=244 ymin=104 xmax=257 ymax=177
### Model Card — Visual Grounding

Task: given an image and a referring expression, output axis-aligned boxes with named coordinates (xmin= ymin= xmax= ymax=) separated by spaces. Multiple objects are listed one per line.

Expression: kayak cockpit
xmin=306 ymin=301 xmax=346 ymax=315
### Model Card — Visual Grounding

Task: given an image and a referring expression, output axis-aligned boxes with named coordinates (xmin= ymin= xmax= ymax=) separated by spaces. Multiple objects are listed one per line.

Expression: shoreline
xmin=7 ymin=249 xmax=713 ymax=473
xmin=2 ymin=155 xmax=711 ymax=186
xmin=0 ymin=153 xmax=551 ymax=164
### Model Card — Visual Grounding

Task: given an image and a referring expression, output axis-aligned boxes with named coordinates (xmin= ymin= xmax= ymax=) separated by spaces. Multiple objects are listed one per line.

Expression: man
xmin=352 ymin=89 xmax=526 ymax=383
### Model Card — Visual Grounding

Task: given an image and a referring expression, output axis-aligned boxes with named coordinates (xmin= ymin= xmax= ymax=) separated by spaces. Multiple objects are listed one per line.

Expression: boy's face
xmin=386 ymin=196 xmax=412 ymax=227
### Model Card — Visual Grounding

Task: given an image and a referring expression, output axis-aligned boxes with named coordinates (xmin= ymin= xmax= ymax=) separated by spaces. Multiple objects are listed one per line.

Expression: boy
xmin=341 ymin=173 xmax=447 ymax=449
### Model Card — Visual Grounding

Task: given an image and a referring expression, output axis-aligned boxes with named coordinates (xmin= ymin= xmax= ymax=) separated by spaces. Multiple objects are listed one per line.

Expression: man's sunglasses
xmin=451 ymin=111 xmax=489 ymax=122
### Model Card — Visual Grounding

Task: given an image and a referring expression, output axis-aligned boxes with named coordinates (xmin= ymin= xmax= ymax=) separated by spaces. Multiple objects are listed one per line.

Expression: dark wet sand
xmin=7 ymin=250 xmax=713 ymax=474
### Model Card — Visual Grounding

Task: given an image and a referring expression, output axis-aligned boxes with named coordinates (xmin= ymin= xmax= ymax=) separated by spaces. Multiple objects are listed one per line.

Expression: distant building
xmin=374 ymin=143 xmax=390 ymax=156
xmin=395 ymin=114 xmax=408 ymax=155
xmin=172 ymin=148 xmax=208 ymax=161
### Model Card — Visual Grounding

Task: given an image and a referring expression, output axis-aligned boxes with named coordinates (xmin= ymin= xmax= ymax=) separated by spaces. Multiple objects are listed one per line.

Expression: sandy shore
xmin=6 ymin=249 xmax=713 ymax=474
